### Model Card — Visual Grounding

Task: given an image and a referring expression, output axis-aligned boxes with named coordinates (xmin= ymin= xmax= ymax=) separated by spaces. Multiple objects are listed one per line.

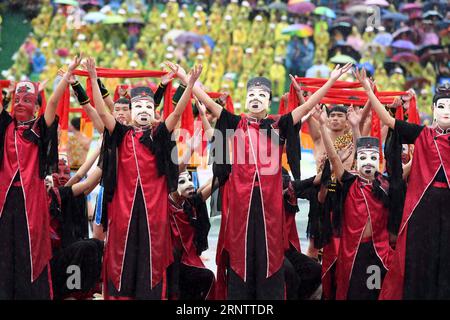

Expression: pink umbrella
xmin=364 ymin=0 xmax=389 ymax=7
xmin=400 ymin=3 xmax=422 ymax=13
xmin=392 ymin=52 xmax=419 ymax=63
xmin=287 ymin=0 xmax=316 ymax=15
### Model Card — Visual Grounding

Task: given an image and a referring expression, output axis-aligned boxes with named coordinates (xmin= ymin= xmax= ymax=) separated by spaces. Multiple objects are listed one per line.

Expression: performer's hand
xmin=289 ymin=74 xmax=303 ymax=93
xmin=347 ymin=104 xmax=362 ymax=127
xmin=161 ymin=69 xmax=176 ymax=85
xmin=315 ymin=105 xmax=327 ymax=125
xmin=58 ymin=69 xmax=77 ymax=84
xmin=400 ymin=88 xmax=415 ymax=109
xmin=330 ymin=62 xmax=353 ymax=81
xmin=67 ymin=54 xmax=83 ymax=74
xmin=353 ymin=67 xmax=371 ymax=91
xmin=164 ymin=61 xmax=188 ymax=84
xmin=195 ymin=97 xmax=207 ymax=116
xmin=82 ymin=57 xmax=97 ymax=80
xmin=5 ymin=80 xmax=15 ymax=98
xmin=187 ymin=64 xmax=203 ymax=88
xmin=38 ymin=79 xmax=49 ymax=92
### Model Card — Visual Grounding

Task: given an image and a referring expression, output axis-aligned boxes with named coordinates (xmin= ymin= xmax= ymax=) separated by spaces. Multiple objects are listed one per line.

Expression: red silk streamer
xmin=38 ymin=91 xmax=47 ymax=116
xmin=71 ymin=68 xmax=173 ymax=131
xmin=206 ymin=92 xmax=235 ymax=113
xmin=370 ymin=85 xmax=383 ymax=163
xmin=56 ymin=85 xmax=70 ymax=130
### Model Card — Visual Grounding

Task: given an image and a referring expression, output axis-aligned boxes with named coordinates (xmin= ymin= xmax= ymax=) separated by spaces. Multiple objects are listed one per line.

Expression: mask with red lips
xmin=13 ymin=81 xmax=39 ymax=122
xmin=51 ymin=159 xmax=71 ymax=188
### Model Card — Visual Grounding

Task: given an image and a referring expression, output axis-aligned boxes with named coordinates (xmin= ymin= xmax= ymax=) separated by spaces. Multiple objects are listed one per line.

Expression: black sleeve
xmin=277 ymin=112 xmax=302 ymax=180
xmin=394 ymin=119 xmax=424 ymax=144
xmin=216 ymin=108 xmax=241 ymax=131
xmin=212 ymin=109 xmax=241 ymax=187
xmin=139 ymin=122 xmax=179 ymax=192
xmin=58 ymin=186 xmax=89 ymax=248
xmin=154 ymin=83 xmax=167 ymax=107
xmin=0 ymin=109 xmax=13 ymax=168
xmin=189 ymin=193 xmax=211 ymax=255
xmin=23 ymin=116 xmax=59 ymax=178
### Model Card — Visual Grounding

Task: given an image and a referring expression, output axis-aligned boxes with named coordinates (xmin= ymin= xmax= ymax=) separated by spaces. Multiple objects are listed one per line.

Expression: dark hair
xmin=36 ymin=93 xmax=42 ymax=107
xmin=70 ymin=117 xmax=81 ymax=131
xmin=433 ymin=83 xmax=450 ymax=105
xmin=114 ymin=98 xmax=130 ymax=106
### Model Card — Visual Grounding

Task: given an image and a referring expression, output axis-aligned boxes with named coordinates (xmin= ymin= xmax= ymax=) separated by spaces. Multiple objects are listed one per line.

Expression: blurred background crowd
xmin=0 ymin=0 xmax=449 ymax=118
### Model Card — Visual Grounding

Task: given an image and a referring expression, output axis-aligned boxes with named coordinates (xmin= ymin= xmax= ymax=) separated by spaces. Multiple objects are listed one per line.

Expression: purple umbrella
xmin=392 ymin=52 xmax=419 ymax=63
xmin=287 ymin=1 xmax=316 ymax=15
xmin=392 ymin=27 xmax=413 ymax=40
xmin=175 ymin=32 xmax=203 ymax=45
xmin=400 ymin=3 xmax=422 ymax=13
xmin=391 ymin=40 xmax=416 ymax=51
xmin=372 ymin=33 xmax=393 ymax=46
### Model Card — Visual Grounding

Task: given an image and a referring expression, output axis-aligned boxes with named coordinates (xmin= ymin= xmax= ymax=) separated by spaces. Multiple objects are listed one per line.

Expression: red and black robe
xmin=212 ymin=109 xmax=301 ymax=298
xmin=99 ymin=121 xmax=178 ymax=298
xmin=0 ymin=110 xmax=58 ymax=298
xmin=380 ymin=121 xmax=450 ymax=299
xmin=334 ymin=172 xmax=392 ymax=300
xmin=167 ymin=193 xmax=215 ymax=299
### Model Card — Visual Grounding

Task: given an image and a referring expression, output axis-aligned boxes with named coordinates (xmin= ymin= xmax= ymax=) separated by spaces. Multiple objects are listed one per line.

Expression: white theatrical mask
xmin=131 ymin=98 xmax=155 ymax=126
xmin=356 ymin=149 xmax=380 ymax=179
xmin=177 ymin=171 xmax=195 ymax=198
xmin=245 ymin=88 xmax=270 ymax=114
xmin=433 ymin=98 xmax=450 ymax=130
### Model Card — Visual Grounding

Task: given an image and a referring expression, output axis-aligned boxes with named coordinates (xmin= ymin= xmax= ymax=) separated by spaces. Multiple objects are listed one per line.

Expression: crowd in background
xmin=1 ymin=0 xmax=449 ymax=117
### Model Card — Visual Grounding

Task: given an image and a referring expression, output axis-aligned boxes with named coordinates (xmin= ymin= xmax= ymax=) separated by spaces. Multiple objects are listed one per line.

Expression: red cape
xmin=380 ymin=127 xmax=450 ymax=299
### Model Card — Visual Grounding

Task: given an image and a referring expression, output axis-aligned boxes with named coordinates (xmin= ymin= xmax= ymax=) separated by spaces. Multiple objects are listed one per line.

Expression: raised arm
xmin=165 ymin=61 xmax=223 ymax=118
xmin=317 ymin=106 xmax=345 ymax=182
xmin=291 ymin=63 xmax=353 ymax=125
xmin=65 ymin=145 xmax=101 ymax=187
xmin=354 ymin=68 xmax=395 ymax=129
xmin=71 ymin=166 xmax=102 ymax=196
xmin=194 ymin=97 xmax=214 ymax=141
xmin=198 ymin=178 xmax=213 ymax=201
xmin=84 ymin=57 xmax=116 ymax=133
xmin=97 ymin=78 xmax=114 ymax=112
xmin=165 ymin=64 xmax=203 ymax=132
xmin=179 ymin=128 xmax=202 ymax=173
xmin=45 ymin=55 xmax=82 ymax=127
xmin=289 ymin=74 xmax=306 ymax=104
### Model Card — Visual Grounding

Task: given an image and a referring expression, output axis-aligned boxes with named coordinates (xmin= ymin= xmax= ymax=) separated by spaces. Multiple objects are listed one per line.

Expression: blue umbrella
xmin=372 ymin=33 xmax=393 ymax=46
xmin=202 ymin=35 xmax=215 ymax=49
xmin=391 ymin=40 xmax=416 ymax=51
xmin=357 ymin=62 xmax=375 ymax=76
xmin=175 ymin=32 xmax=203 ymax=45
xmin=83 ymin=11 xmax=106 ymax=23
xmin=382 ymin=11 xmax=408 ymax=22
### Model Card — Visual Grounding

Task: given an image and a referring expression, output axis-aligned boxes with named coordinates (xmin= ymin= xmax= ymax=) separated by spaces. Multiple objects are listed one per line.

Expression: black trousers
xmin=51 ymin=239 xmax=104 ymax=299
xmin=0 ymin=187 xmax=51 ymax=300
xmin=404 ymin=186 xmax=450 ymax=300
xmin=167 ymin=248 xmax=215 ymax=300
xmin=108 ymin=186 xmax=162 ymax=300
xmin=285 ymin=247 xmax=322 ymax=300
xmin=347 ymin=241 xmax=386 ymax=300
xmin=227 ymin=187 xmax=285 ymax=300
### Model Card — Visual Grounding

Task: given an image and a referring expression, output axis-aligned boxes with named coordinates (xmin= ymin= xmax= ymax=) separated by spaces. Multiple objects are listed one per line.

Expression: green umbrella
xmin=102 ymin=15 xmax=126 ymax=24
xmin=54 ymin=0 xmax=79 ymax=6
xmin=330 ymin=54 xmax=357 ymax=65
xmin=313 ymin=6 xmax=336 ymax=19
